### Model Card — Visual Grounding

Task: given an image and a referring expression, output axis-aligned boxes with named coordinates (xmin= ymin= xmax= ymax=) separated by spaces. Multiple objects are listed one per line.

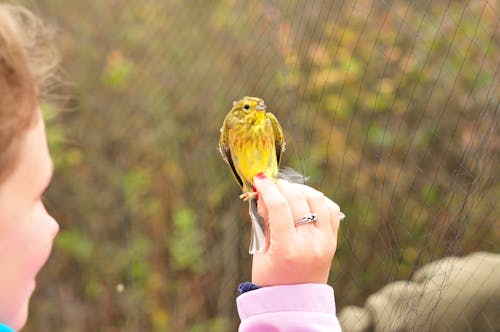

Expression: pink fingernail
xmin=252 ymin=185 xmax=259 ymax=200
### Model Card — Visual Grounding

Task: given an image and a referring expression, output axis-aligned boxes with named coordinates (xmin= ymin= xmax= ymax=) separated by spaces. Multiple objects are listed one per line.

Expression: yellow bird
xmin=219 ymin=96 xmax=285 ymax=254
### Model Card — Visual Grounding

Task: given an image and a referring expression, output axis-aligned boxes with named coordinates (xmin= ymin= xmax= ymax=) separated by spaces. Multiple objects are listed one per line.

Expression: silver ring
xmin=296 ymin=213 xmax=318 ymax=225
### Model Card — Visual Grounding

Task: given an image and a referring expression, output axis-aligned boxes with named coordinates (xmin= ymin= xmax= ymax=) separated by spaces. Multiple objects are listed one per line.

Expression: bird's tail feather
xmin=278 ymin=166 xmax=308 ymax=184
xmin=248 ymin=198 xmax=266 ymax=254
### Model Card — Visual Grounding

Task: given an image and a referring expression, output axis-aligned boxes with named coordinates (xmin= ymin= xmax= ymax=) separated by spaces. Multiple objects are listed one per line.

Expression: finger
xmin=291 ymin=183 xmax=330 ymax=232
xmin=326 ymin=197 xmax=341 ymax=237
xmin=253 ymin=176 xmax=295 ymax=238
xmin=256 ymin=196 xmax=272 ymax=249
xmin=276 ymin=180 xmax=311 ymax=228
xmin=256 ymin=195 xmax=269 ymax=222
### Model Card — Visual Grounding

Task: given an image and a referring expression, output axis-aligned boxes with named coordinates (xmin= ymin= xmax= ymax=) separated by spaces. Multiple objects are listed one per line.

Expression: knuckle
xmin=287 ymin=188 xmax=305 ymax=202
xmin=309 ymin=190 xmax=325 ymax=203
xmin=268 ymin=196 xmax=289 ymax=210
xmin=278 ymin=246 xmax=299 ymax=264
xmin=328 ymin=200 xmax=340 ymax=212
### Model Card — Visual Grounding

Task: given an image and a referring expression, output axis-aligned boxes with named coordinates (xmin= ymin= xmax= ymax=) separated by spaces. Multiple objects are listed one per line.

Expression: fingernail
xmin=252 ymin=185 xmax=259 ymax=200
xmin=339 ymin=212 xmax=346 ymax=221
xmin=256 ymin=173 xmax=266 ymax=179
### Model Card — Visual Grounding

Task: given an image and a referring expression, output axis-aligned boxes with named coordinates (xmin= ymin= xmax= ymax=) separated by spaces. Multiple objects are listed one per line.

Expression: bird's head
xmin=232 ymin=96 xmax=267 ymax=113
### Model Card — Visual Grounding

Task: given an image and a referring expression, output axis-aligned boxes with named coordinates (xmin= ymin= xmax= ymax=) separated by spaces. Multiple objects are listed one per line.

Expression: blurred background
xmin=19 ymin=0 xmax=498 ymax=330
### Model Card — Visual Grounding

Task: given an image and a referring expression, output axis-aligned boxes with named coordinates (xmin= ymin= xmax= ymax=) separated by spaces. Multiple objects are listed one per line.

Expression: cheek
xmin=0 ymin=203 xmax=58 ymax=327
xmin=27 ymin=203 xmax=59 ymax=270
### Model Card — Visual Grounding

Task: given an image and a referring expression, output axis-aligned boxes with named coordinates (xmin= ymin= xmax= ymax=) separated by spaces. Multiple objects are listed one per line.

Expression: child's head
xmin=0 ymin=4 xmax=59 ymax=329
xmin=0 ymin=4 xmax=57 ymax=182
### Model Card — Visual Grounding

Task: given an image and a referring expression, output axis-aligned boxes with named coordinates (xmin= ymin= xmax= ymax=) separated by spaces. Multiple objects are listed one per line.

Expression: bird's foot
xmin=239 ymin=191 xmax=258 ymax=201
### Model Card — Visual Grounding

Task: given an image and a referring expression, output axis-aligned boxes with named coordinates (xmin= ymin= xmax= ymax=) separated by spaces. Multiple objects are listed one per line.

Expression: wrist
xmin=237 ymin=283 xmax=337 ymax=319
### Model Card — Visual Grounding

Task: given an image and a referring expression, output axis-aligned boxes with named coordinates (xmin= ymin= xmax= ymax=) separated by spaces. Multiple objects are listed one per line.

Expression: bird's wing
xmin=267 ymin=112 xmax=286 ymax=166
xmin=219 ymin=116 xmax=244 ymax=188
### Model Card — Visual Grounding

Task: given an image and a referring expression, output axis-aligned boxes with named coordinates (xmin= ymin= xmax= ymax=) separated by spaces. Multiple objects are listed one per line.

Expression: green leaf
xmin=168 ymin=208 xmax=204 ymax=274
xmin=55 ymin=230 xmax=93 ymax=261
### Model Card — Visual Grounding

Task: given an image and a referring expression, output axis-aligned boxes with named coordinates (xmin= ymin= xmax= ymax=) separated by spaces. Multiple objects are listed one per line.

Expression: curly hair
xmin=0 ymin=4 xmax=59 ymax=182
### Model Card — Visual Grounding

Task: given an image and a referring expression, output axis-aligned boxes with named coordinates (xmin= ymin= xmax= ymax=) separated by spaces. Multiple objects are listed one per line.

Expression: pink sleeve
xmin=237 ymin=283 xmax=342 ymax=331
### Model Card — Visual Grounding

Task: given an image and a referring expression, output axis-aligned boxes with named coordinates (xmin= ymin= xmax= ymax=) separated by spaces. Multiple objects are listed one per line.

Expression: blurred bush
xmin=24 ymin=0 xmax=498 ymax=331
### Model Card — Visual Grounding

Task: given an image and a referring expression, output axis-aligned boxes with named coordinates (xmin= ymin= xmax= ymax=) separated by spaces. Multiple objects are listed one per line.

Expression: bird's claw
xmin=239 ymin=191 xmax=258 ymax=201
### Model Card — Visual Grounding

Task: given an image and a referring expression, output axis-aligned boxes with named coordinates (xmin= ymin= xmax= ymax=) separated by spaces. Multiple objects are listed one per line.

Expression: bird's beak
xmin=256 ymin=103 xmax=267 ymax=110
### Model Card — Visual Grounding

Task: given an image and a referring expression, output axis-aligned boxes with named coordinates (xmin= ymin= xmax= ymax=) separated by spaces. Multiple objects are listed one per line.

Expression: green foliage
xmin=124 ymin=168 xmax=152 ymax=211
xmin=41 ymin=102 xmax=66 ymax=168
xmin=130 ymin=234 xmax=153 ymax=281
xmin=189 ymin=317 xmax=230 ymax=332
xmin=55 ymin=229 xmax=93 ymax=261
xmin=420 ymin=184 xmax=441 ymax=205
xmin=102 ymin=50 xmax=134 ymax=90
xmin=168 ymin=208 xmax=204 ymax=274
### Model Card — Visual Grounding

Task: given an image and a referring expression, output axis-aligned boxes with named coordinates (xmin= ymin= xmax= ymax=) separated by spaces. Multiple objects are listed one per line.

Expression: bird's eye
xmin=244 ymin=104 xmax=250 ymax=109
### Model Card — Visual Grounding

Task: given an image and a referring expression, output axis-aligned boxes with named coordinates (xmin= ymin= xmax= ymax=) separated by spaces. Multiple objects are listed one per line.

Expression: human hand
xmin=251 ymin=176 xmax=342 ymax=286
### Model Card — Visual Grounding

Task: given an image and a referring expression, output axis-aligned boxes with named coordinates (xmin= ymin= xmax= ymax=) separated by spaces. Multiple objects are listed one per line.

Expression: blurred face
xmin=0 ymin=111 xmax=59 ymax=329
